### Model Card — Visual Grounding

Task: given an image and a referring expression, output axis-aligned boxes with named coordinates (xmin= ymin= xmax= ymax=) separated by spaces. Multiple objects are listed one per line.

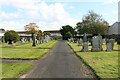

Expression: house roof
xmin=44 ymin=30 xmax=60 ymax=33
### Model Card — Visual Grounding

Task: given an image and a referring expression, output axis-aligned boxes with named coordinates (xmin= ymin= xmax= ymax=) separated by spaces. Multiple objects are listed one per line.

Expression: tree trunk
xmin=8 ymin=40 xmax=12 ymax=44
xmin=32 ymin=34 xmax=36 ymax=46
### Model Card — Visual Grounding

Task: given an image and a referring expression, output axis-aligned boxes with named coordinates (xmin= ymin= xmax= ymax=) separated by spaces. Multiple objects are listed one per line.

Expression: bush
xmin=4 ymin=30 xmax=19 ymax=44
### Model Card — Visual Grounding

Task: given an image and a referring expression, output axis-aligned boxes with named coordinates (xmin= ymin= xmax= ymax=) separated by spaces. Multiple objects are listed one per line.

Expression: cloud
xmin=43 ymin=0 xmax=119 ymax=3
xmin=0 ymin=0 xmax=79 ymax=31
xmin=0 ymin=12 xmax=21 ymax=21
xmin=0 ymin=21 xmax=24 ymax=30
xmin=69 ymin=6 xmax=75 ymax=9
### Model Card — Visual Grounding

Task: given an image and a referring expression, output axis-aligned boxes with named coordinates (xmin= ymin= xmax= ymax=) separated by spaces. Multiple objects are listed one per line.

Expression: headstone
xmin=35 ymin=39 xmax=38 ymax=45
xmin=106 ymin=43 xmax=112 ymax=51
xmin=103 ymin=39 xmax=106 ymax=43
xmin=91 ymin=36 xmax=101 ymax=52
xmin=83 ymin=33 xmax=87 ymax=42
xmin=82 ymin=42 xmax=88 ymax=52
xmin=78 ymin=38 xmax=83 ymax=46
xmin=109 ymin=39 xmax=115 ymax=50
xmin=21 ymin=38 xmax=25 ymax=43
xmin=98 ymin=34 xmax=103 ymax=51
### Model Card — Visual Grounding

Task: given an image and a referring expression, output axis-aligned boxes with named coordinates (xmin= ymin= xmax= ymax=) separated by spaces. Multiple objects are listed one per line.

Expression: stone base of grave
xmin=91 ymin=48 xmax=101 ymax=52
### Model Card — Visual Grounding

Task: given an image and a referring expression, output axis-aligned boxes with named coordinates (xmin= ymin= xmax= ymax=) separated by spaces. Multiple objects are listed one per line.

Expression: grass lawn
xmin=13 ymin=40 xmax=58 ymax=49
xmin=1 ymin=64 xmax=33 ymax=78
xmin=1 ymin=40 xmax=58 ymax=60
xmin=67 ymin=41 xmax=119 ymax=78
xmin=0 ymin=41 xmax=31 ymax=48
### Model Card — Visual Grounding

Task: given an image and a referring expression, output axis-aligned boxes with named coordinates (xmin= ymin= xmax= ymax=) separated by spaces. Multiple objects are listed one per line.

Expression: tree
xmin=24 ymin=23 xmax=39 ymax=46
xmin=36 ymin=30 xmax=43 ymax=40
xmin=60 ymin=25 xmax=76 ymax=40
xmin=66 ymin=32 xmax=73 ymax=39
xmin=0 ymin=28 xmax=5 ymax=32
xmin=4 ymin=30 xmax=19 ymax=44
xmin=76 ymin=11 xmax=109 ymax=35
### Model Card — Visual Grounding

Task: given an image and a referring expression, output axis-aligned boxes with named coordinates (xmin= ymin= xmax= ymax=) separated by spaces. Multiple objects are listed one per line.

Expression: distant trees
xmin=76 ymin=11 xmax=109 ymax=35
xmin=36 ymin=30 xmax=43 ymax=40
xmin=60 ymin=25 xmax=76 ymax=40
xmin=0 ymin=28 xmax=5 ymax=32
xmin=24 ymin=23 xmax=40 ymax=46
xmin=65 ymin=32 xmax=73 ymax=39
xmin=4 ymin=30 xmax=19 ymax=44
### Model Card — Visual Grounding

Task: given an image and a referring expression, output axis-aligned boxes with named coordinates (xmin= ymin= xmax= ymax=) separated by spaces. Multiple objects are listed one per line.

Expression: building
xmin=44 ymin=30 xmax=62 ymax=40
xmin=0 ymin=29 xmax=5 ymax=42
xmin=108 ymin=22 xmax=120 ymax=35
xmin=17 ymin=31 xmax=32 ymax=38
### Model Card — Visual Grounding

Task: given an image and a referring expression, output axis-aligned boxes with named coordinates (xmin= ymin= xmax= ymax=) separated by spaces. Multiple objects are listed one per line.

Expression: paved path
xmin=25 ymin=40 xmax=96 ymax=78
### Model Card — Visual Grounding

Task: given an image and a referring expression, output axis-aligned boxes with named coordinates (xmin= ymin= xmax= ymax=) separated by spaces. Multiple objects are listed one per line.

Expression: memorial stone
xmin=83 ymin=33 xmax=87 ymax=42
xmin=109 ymin=39 xmax=115 ymax=50
xmin=82 ymin=42 xmax=88 ymax=52
xmin=78 ymin=38 xmax=83 ymax=46
xmin=91 ymin=36 xmax=101 ymax=52
xmin=106 ymin=43 xmax=112 ymax=51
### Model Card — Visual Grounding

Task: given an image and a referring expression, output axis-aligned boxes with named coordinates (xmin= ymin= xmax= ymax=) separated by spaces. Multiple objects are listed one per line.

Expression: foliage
xmin=24 ymin=23 xmax=39 ymax=46
xmin=60 ymin=25 xmax=76 ymax=40
xmin=65 ymin=32 xmax=73 ymax=39
xmin=76 ymin=11 xmax=109 ymax=35
xmin=4 ymin=30 xmax=19 ymax=44
xmin=36 ymin=30 xmax=43 ymax=39
xmin=0 ymin=28 xmax=5 ymax=31
xmin=24 ymin=23 xmax=39 ymax=34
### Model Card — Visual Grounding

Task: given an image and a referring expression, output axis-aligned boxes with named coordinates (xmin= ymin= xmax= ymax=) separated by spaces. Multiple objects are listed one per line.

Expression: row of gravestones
xmin=20 ymin=35 xmax=52 ymax=45
xmin=68 ymin=33 xmax=115 ymax=52
xmin=79 ymin=35 xmax=115 ymax=52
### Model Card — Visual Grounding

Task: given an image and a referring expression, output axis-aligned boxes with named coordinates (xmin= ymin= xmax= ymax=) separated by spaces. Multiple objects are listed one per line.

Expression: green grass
xmin=0 ymin=41 xmax=31 ymax=48
xmin=67 ymin=41 xmax=119 ymax=78
xmin=1 ymin=64 xmax=33 ymax=78
xmin=13 ymin=40 xmax=58 ymax=49
xmin=1 ymin=40 xmax=58 ymax=60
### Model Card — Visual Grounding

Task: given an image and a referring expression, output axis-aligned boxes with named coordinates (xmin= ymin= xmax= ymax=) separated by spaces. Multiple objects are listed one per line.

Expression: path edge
xmin=66 ymin=41 xmax=100 ymax=80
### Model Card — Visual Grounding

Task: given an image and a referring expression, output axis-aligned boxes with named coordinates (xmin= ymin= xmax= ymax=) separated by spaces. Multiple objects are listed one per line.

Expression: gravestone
xmin=78 ymin=38 xmax=83 ymax=46
xmin=106 ymin=43 xmax=112 ymax=51
xmin=109 ymin=39 xmax=115 ymax=50
xmin=83 ymin=33 xmax=87 ymax=42
xmin=21 ymin=38 xmax=25 ymax=43
xmin=82 ymin=42 xmax=88 ymax=52
xmin=98 ymin=34 xmax=103 ymax=51
xmin=36 ymin=39 xmax=38 ymax=45
xmin=91 ymin=36 xmax=101 ymax=52
xmin=102 ymin=39 xmax=106 ymax=43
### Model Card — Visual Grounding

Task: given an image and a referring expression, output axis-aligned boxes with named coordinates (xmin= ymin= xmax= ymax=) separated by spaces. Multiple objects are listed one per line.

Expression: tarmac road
xmin=25 ymin=40 xmax=96 ymax=78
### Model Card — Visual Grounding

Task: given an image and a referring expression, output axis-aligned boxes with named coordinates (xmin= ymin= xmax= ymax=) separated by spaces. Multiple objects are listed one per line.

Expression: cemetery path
xmin=25 ymin=40 xmax=96 ymax=78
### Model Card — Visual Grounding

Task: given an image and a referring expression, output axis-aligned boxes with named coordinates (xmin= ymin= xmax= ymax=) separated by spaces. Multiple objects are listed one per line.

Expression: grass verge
xmin=1 ymin=40 xmax=58 ymax=60
xmin=1 ymin=64 xmax=33 ymax=78
xmin=67 ymin=41 xmax=119 ymax=78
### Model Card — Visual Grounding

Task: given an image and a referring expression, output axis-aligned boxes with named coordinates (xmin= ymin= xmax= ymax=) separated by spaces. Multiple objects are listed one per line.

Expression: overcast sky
xmin=0 ymin=0 xmax=119 ymax=31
